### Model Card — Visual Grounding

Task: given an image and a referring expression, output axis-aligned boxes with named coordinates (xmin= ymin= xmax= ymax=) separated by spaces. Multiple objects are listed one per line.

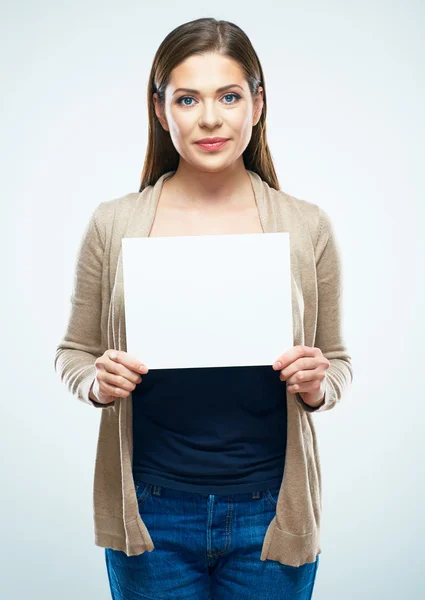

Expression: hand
xmin=272 ymin=345 xmax=330 ymax=408
xmin=90 ymin=350 xmax=149 ymax=405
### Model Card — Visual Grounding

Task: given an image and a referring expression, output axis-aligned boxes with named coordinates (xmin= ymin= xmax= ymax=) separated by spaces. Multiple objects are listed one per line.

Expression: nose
xmin=198 ymin=100 xmax=222 ymax=128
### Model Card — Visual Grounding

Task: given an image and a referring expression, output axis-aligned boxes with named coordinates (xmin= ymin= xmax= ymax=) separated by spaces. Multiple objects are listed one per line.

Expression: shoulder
xmin=90 ymin=192 xmax=143 ymax=244
xmin=270 ymin=187 xmax=333 ymax=250
xmin=95 ymin=191 xmax=141 ymax=222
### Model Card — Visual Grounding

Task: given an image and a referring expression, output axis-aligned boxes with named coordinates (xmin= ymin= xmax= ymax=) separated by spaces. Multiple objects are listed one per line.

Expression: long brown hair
xmin=139 ymin=17 xmax=280 ymax=192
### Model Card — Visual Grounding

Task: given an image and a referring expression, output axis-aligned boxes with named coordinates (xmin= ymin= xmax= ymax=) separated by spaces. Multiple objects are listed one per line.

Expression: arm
xmin=54 ymin=204 xmax=115 ymax=409
xmin=295 ymin=207 xmax=353 ymax=413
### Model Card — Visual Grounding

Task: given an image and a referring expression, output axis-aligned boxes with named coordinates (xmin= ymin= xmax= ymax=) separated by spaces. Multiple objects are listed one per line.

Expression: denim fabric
xmin=105 ymin=479 xmax=319 ymax=599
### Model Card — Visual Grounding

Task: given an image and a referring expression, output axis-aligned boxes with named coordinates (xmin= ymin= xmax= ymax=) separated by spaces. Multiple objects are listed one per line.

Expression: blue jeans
xmin=105 ymin=478 xmax=319 ymax=599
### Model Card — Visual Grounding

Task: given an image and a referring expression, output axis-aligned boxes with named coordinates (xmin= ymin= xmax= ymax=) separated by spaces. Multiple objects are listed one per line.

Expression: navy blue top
xmin=132 ymin=365 xmax=287 ymax=495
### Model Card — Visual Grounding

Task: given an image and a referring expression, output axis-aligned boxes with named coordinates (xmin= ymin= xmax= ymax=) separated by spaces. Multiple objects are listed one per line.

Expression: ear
xmin=252 ymin=86 xmax=264 ymax=127
xmin=153 ymin=93 xmax=169 ymax=132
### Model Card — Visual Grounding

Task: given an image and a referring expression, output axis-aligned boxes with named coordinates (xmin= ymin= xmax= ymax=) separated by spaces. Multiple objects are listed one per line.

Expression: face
xmin=153 ymin=52 xmax=263 ymax=172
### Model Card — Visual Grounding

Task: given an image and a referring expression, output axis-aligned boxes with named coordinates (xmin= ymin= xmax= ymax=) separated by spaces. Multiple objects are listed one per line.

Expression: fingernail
xmin=273 ymin=361 xmax=282 ymax=369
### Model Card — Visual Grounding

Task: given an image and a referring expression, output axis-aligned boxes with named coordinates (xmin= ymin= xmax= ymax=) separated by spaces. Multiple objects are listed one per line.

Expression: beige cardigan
xmin=54 ymin=169 xmax=353 ymax=567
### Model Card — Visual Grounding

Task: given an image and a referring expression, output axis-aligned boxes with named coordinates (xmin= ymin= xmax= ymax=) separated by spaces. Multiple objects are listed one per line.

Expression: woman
xmin=55 ymin=17 xmax=353 ymax=600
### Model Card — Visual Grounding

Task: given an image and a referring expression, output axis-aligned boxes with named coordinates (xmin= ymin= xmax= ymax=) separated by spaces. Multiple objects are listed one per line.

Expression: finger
xmin=109 ymin=350 xmax=149 ymax=375
xmin=124 ymin=351 xmax=149 ymax=374
xmin=279 ymin=357 xmax=319 ymax=381
xmin=101 ymin=379 xmax=133 ymax=398
xmin=103 ymin=370 xmax=140 ymax=393
xmin=287 ymin=378 xmax=323 ymax=395
xmin=106 ymin=352 xmax=145 ymax=384
xmin=273 ymin=345 xmax=317 ymax=370
xmin=283 ymin=367 xmax=323 ymax=386
xmin=109 ymin=350 xmax=148 ymax=372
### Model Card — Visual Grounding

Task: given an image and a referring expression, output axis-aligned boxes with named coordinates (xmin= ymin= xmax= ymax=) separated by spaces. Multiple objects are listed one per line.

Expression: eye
xmin=176 ymin=96 xmax=196 ymax=107
xmin=176 ymin=93 xmax=241 ymax=107
xmin=222 ymin=93 xmax=241 ymax=104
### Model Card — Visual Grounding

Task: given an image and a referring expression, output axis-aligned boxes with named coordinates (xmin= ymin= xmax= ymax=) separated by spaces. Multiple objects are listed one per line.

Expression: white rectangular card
xmin=121 ymin=232 xmax=293 ymax=369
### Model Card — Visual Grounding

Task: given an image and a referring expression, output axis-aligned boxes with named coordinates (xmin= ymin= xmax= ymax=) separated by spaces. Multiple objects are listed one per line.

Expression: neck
xmin=163 ymin=160 xmax=253 ymax=209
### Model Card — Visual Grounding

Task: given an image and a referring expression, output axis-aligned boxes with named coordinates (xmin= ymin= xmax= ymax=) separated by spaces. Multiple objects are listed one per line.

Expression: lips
xmin=195 ymin=139 xmax=230 ymax=151
xmin=195 ymin=137 xmax=229 ymax=144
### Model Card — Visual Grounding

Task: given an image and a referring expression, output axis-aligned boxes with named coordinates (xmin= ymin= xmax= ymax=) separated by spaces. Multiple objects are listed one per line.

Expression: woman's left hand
xmin=272 ymin=345 xmax=330 ymax=408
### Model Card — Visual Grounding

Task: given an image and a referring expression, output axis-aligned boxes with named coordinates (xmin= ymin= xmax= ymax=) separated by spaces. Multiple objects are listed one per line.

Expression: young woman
xmin=55 ymin=16 xmax=353 ymax=600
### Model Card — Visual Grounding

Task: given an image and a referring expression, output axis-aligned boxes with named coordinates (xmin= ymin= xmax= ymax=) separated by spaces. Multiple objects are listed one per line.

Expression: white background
xmin=3 ymin=1 xmax=424 ymax=598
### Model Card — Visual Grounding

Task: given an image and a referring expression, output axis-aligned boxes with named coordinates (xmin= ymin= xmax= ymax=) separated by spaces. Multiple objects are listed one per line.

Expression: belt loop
xmin=153 ymin=485 xmax=161 ymax=496
xmin=252 ymin=490 xmax=260 ymax=499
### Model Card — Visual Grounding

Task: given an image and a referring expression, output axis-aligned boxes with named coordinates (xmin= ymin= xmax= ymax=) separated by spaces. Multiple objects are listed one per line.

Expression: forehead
xmin=168 ymin=53 xmax=246 ymax=91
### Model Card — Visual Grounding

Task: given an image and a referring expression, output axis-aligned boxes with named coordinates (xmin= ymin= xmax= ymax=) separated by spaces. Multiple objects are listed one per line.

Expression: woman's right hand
xmin=90 ymin=350 xmax=149 ymax=405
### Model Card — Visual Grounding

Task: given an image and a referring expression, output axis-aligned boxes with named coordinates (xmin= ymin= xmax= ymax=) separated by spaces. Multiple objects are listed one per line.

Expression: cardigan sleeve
xmin=54 ymin=204 xmax=116 ymax=409
xmin=295 ymin=206 xmax=353 ymax=413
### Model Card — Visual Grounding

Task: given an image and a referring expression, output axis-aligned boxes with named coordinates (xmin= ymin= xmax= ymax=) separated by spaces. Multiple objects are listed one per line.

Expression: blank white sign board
xmin=121 ymin=232 xmax=293 ymax=370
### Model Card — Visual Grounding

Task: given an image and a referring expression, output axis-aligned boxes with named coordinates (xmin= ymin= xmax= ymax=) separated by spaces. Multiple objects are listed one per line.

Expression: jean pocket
xmin=264 ymin=485 xmax=281 ymax=508
xmin=134 ymin=480 xmax=153 ymax=505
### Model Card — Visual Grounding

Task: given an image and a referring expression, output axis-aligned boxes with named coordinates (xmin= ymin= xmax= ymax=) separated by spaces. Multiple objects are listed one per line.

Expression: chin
xmin=193 ymin=154 xmax=237 ymax=171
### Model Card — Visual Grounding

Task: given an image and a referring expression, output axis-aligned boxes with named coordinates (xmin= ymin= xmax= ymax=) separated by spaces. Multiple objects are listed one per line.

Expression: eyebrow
xmin=172 ymin=84 xmax=244 ymax=96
